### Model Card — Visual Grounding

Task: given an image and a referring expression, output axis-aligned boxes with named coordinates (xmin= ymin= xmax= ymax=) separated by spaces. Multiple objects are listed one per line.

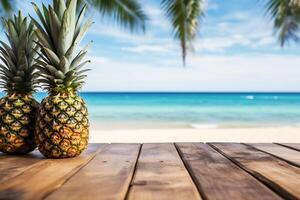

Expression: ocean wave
xmin=190 ymin=124 xmax=219 ymax=129
xmin=245 ymin=95 xmax=254 ymax=100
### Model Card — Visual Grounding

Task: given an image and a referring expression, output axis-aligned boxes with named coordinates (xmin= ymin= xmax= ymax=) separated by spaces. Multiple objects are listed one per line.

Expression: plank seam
xmin=275 ymin=143 xmax=300 ymax=152
xmin=0 ymin=158 xmax=47 ymax=184
xmin=124 ymin=143 xmax=143 ymax=200
xmin=174 ymin=143 xmax=206 ymax=200
xmin=208 ymin=143 xmax=297 ymax=200
xmin=243 ymin=143 xmax=300 ymax=168
xmin=0 ymin=150 xmax=47 ymax=183
xmin=41 ymin=144 xmax=107 ymax=200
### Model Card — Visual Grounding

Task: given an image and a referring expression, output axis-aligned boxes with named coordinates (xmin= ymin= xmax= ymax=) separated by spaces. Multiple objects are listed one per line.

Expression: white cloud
xmin=89 ymin=26 xmax=153 ymax=43
xmin=143 ymin=4 xmax=171 ymax=31
xmin=223 ymin=11 xmax=252 ymax=21
xmin=203 ymin=0 xmax=220 ymax=11
xmin=87 ymin=56 xmax=109 ymax=65
xmin=83 ymin=54 xmax=300 ymax=92
xmin=122 ymin=44 xmax=176 ymax=54
xmin=195 ymin=35 xmax=250 ymax=52
xmin=198 ymin=6 xmax=277 ymax=52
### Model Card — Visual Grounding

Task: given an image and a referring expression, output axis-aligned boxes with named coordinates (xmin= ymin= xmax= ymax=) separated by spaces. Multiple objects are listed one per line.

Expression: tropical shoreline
xmin=89 ymin=127 xmax=300 ymax=143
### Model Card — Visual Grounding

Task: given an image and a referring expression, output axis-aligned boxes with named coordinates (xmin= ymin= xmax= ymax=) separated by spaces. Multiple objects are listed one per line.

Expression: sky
xmin=8 ymin=0 xmax=300 ymax=92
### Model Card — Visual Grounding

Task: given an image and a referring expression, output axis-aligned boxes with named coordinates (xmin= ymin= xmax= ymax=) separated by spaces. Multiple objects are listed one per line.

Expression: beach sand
xmin=89 ymin=127 xmax=300 ymax=143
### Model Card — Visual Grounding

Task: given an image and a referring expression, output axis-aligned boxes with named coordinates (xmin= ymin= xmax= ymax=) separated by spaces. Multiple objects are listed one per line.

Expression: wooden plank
xmin=0 ymin=150 xmax=44 ymax=183
xmin=248 ymin=143 xmax=300 ymax=167
xmin=176 ymin=143 xmax=281 ymax=200
xmin=46 ymin=144 xmax=141 ymax=200
xmin=127 ymin=143 xmax=201 ymax=200
xmin=277 ymin=143 xmax=300 ymax=151
xmin=211 ymin=143 xmax=300 ymax=200
xmin=0 ymin=144 xmax=104 ymax=200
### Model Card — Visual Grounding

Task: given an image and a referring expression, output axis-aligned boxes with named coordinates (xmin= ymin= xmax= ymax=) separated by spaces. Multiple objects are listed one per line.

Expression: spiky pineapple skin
xmin=36 ymin=93 xmax=89 ymax=158
xmin=0 ymin=94 xmax=38 ymax=154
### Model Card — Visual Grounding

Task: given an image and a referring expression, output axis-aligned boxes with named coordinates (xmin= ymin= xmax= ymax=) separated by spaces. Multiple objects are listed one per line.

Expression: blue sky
xmin=10 ymin=0 xmax=300 ymax=91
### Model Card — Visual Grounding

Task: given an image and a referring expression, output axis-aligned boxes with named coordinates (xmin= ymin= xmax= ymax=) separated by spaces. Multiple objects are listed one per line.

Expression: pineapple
xmin=32 ymin=0 xmax=92 ymax=158
xmin=0 ymin=11 xmax=39 ymax=154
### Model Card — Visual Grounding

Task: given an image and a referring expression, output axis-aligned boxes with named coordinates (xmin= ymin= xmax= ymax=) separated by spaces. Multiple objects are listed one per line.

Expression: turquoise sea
xmin=33 ymin=92 xmax=300 ymax=129
xmin=3 ymin=92 xmax=300 ymax=129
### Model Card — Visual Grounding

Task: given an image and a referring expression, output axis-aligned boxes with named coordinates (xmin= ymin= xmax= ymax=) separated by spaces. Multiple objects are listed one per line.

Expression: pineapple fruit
xmin=32 ymin=0 xmax=92 ymax=158
xmin=0 ymin=12 xmax=39 ymax=154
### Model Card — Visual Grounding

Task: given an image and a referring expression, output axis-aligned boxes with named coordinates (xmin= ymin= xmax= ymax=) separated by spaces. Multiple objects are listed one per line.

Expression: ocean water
xmin=3 ymin=92 xmax=300 ymax=129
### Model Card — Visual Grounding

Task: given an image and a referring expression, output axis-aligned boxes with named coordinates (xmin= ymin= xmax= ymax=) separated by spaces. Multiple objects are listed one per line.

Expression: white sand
xmin=89 ymin=127 xmax=300 ymax=143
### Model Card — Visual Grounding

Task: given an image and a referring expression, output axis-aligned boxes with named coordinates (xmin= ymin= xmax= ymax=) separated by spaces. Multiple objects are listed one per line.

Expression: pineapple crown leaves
xmin=31 ymin=0 xmax=93 ymax=94
xmin=0 ymin=10 xmax=39 ymax=94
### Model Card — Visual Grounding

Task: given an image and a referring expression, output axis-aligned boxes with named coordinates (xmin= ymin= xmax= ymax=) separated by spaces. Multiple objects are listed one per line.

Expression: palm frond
xmin=0 ymin=0 xmax=15 ymax=24
xmin=84 ymin=0 xmax=147 ymax=32
xmin=0 ymin=0 xmax=13 ymax=13
xmin=264 ymin=0 xmax=300 ymax=46
xmin=161 ymin=0 xmax=203 ymax=66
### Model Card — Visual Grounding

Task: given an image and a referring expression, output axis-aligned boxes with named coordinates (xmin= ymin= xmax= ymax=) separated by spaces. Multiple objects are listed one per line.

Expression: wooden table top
xmin=0 ymin=143 xmax=300 ymax=200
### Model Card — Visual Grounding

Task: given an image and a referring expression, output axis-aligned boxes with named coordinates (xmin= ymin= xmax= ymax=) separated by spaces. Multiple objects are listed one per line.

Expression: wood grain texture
xmin=277 ymin=143 xmax=300 ymax=151
xmin=211 ymin=143 xmax=300 ymax=200
xmin=176 ymin=143 xmax=281 ymax=200
xmin=0 ymin=144 xmax=104 ymax=200
xmin=248 ymin=143 xmax=300 ymax=167
xmin=127 ymin=143 xmax=202 ymax=200
xmin=46 ymin=143 xmax=141 ymax=200
xmin=0 ymin=150 xmax=44 ymax=183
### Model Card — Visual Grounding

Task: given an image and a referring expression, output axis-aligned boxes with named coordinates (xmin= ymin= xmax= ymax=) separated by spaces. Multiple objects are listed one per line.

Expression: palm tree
xmin=263 ymin=0 xmax=300 ymax=46
xmin=0 ymin=0 xmax=203 ymax=65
